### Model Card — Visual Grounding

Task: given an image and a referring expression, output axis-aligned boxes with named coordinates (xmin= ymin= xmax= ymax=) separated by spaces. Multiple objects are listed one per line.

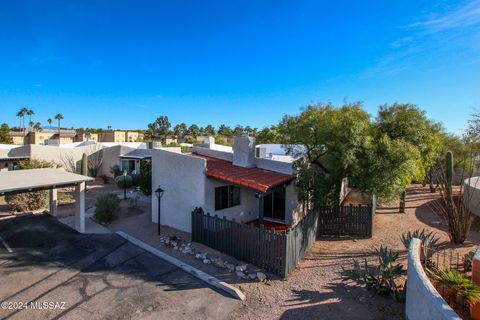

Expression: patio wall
xmin=151 ymin=149 xmax=207 ymax=233
xmin=464 ymin=176 xmax=480 ymax=217
xmin=204 ymin=178 xmax=259 ymax=223
xmin=405 ymin=238 xmax=460 ymax=320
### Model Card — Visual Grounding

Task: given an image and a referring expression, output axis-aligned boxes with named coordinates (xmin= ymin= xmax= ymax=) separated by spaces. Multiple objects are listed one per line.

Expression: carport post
xmin=49 ymin=188 xmax=58 ymax=217
xmin=74 ymin=181 xmax=86 ymax=233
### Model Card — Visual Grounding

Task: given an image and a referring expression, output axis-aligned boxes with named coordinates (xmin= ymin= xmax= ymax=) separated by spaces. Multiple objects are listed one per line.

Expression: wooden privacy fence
xmin=317 ymin=202 xmax=376 ymax=238
xmin=191 ymin=201 xmax=375 ymax=278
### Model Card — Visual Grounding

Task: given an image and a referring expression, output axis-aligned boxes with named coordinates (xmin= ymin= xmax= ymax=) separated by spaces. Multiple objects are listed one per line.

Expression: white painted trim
xmin=115 ymin=231 xmax=246 ymax=301
xmin=0 ymin=235 xmax=13 ymax=253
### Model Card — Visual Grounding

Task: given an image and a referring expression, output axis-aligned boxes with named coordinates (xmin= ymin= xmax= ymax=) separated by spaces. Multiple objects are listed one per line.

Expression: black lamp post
xmin=155 ymin=186 xmax=164 ymax=235
xmin=123 ymin=171 xmax=128 ymax=200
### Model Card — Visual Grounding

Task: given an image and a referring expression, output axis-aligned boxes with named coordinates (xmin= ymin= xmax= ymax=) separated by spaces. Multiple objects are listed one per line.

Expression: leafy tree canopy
xmin=375 ymin=103 xmax=443 ymax=180
xmin=0 ymin=123 xmax=13 ymax=144
xmin=218 ymin=124 xmax=233 ymax=137
xmin=256 ymin=126 xmax=281 ymax=144
xmin=204 ymin=124 xmax=216 ymax=136
xmin=146 ymin=116 xmax=171 ymax=142
xmin=279 ymin=102 xmax=443 ymax=206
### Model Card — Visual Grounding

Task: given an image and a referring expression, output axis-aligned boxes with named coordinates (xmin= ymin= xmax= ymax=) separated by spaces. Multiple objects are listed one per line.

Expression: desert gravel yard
xmin=0 ymin=215 xmax=240 ymax=320
xmin=226 ymin=185 xmax=480 ymax=320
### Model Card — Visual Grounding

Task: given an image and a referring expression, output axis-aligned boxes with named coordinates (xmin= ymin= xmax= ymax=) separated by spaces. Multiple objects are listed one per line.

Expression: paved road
xmin=0 ymin=214 xmax=240 ymax=320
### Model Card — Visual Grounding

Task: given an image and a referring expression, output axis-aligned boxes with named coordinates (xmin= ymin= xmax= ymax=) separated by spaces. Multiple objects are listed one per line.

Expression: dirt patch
xmin=227 ymin=185 xmax=480 ymax=320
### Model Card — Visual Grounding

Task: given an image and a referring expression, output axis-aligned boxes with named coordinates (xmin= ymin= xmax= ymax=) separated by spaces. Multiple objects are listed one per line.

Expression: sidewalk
xmin=107 ymin=211 xmax=270 ymax=286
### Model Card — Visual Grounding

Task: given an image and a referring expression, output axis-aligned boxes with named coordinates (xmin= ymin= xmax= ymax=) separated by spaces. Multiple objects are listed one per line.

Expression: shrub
xmin=401 ymin=229 xmax=440 ymax=267
xmin=99 ymin=174 xmax=109 ymax=184
xmin=6 ymin=191 xmax=48 ymax=212
xmin=139 ymin=161 xmax=152 ymax=195
xmin=19 ymin=159 xmax=58 ymax=169
xmin=110 ymin=165 xmax=121 ymax=178
xmin=342 ymin=246 xmax=406 ymax=301
xmin=427 ymin=268 xmax=480 ymax=306
xmin=6 ymin=159 xmax=57 ymax=212
xmin=94 ymin=193 xmax=120 ymax=223
xmin=115 ymin=175 xmax=133 ymax=189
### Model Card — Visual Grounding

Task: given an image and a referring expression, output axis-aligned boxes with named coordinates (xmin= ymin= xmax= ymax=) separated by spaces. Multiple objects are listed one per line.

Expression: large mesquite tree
xmin=279 ymin=102 xmax=441 ymax=208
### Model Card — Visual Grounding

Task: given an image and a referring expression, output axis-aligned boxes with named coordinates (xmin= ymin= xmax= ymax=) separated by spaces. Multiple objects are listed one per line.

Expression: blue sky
xmin=1 ymin=0 xmax=479 ymax=133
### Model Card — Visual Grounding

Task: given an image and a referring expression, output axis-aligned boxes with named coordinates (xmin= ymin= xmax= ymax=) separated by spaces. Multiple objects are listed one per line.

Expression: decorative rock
xmin=214 ymin=258 xmax=225 ymax=268
xmin=256 ymin=272 xmax=267 ymax=282
xmin=235 ymin=271 xmax=247 ymax=279
xmin=171 ymin=241 xmax=177 ymax=247
xmin=173 ymin=246 xmax=178 ymax=250
xmin=203 ymin=258 xmax=211 ymax=264
xmin=248 ymin=273 xmax=257 ymax=280
xmin=225 ymin=263 xmax=235 ymax=272
xmin=235 ymin=264 xmax=247 ymax=272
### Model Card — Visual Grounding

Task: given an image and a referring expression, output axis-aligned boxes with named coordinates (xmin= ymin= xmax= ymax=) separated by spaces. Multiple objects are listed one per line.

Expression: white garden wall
xmin=151 ymin=149 xmax=207 ymax=233
xmin=406 ymin=238 xmax=460 ymax=320
xmin=464 ymin=176 xmax=480 ymax=217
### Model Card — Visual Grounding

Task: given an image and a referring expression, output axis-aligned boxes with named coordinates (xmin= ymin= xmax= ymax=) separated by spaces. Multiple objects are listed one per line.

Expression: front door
xmin=263 ymin=187 xmax=286 ymax=221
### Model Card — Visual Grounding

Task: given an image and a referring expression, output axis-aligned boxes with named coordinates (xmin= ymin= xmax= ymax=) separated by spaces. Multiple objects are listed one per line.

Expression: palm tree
xmin=28 ymin=121 xmax=34 ymax=128
xmin=20 ymin=107 xmax=28 ymax=131
xmin=33 ymin=122 xmax=41 ymax=131
xmin=26 ymin=109 xmax=34 ymax=128
xmin=16 ymin=111 xmax=23 ymax=130
xmin=54 ymin=113 xmax=64 ymax=136
xmin=47 ymin=118 xmax=52 ymax=129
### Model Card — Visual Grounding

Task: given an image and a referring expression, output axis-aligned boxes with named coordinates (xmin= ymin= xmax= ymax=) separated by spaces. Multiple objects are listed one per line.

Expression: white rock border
xmin=116 ymin=231 xmax=246 ymax=301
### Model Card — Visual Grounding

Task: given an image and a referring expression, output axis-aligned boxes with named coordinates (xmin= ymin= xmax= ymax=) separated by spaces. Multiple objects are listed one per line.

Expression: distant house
xmin=118 ymin=149 xmax=152 ymax=175
xmin=75 ymin=132 xmax=98 ymax=143
xmin=10 ymin=131 xmax=26 ymax=145
xmin=98 ymin=130 xmax=143 ymax=143
xmin=9 ymin=129 xmax=77 ymax=145
xmin=151 ymin=136 xmax=305 ymax=233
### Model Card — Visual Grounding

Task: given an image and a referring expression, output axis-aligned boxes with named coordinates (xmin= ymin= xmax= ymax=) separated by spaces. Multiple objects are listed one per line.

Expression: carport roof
xmin=0 ymin=168 xmax=94 ymax=195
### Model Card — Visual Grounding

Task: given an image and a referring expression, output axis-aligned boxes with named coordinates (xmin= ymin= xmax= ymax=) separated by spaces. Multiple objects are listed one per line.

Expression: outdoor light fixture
xmin=123 ymin=170 xmax=128 ymax=200
xmin=155 ymin=186 xmax=164 ymax=235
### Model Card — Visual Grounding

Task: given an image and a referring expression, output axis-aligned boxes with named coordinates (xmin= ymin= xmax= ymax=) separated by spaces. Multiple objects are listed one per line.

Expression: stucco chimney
xmin=233 ymin=136 xmax=256 ymax=168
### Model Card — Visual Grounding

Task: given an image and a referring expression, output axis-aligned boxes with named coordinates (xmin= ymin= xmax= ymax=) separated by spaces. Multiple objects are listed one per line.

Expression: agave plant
xmin=342 ymin=246 xmax=406 ymax=300
xmin=401 ymin=229 xmax=440 ymax=267
xmin=427 ymin=268 xmax=480 ymax=306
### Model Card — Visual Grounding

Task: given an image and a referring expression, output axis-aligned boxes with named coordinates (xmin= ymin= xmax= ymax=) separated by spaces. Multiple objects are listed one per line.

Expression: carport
xmin=0 ymin=168 xmax=94 ymax=233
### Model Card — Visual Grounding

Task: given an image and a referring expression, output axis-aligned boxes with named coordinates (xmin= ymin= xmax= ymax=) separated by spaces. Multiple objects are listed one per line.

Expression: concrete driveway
xmin=0 ymin=215 xmax=240 ymax=320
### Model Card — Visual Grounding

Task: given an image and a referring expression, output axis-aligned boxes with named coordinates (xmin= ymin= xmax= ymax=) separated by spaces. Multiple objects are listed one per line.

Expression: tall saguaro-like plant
xmin=430 ymin=150 xmax=477 ymax=243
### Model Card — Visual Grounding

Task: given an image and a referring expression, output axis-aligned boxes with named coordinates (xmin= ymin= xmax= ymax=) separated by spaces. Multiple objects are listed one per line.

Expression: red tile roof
xmin=190 ymin=153 xmax=294 ymax=193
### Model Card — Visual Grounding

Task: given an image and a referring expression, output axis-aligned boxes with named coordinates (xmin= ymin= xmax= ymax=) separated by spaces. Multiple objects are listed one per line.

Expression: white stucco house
xmin=151 ymin=136 xmax=305 ymax=233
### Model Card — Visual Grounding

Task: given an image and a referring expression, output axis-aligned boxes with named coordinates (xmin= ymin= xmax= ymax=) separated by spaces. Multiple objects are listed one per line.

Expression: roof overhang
xmin=0 ymin=168 xmax=94 ymax=196
xmin=119 ymin=155 xmax=152 ymax=159
xmin=0 ymin=156 xmax=30 ymax=161
xmin=190 ymin=153 xmax=294 ymax=193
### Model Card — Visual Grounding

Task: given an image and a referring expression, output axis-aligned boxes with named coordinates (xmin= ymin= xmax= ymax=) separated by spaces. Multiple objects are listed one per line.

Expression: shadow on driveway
xmin=0 ymin=214 xmax=240 ymax=320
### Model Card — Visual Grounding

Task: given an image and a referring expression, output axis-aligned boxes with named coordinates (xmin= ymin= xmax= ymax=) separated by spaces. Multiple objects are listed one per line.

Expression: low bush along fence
xmin=191 ymin=202 xmax=375 ymax=278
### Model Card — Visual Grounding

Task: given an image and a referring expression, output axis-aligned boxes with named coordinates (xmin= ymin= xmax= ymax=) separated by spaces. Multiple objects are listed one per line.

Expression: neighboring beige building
xmin=26 ymin=130 xmax=76 ymax=145
xmin=98 ymin=131 xmax=126 ymax=142
xmin=10 ymin=131 xmax=26 ymax=145
xmin=98 ymin=130 xmax=143 ymax=142
xmin=75 ymin=132 xmax=99 ymax=142
xmin=125 ymin=131 xmax=140 ymax=142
